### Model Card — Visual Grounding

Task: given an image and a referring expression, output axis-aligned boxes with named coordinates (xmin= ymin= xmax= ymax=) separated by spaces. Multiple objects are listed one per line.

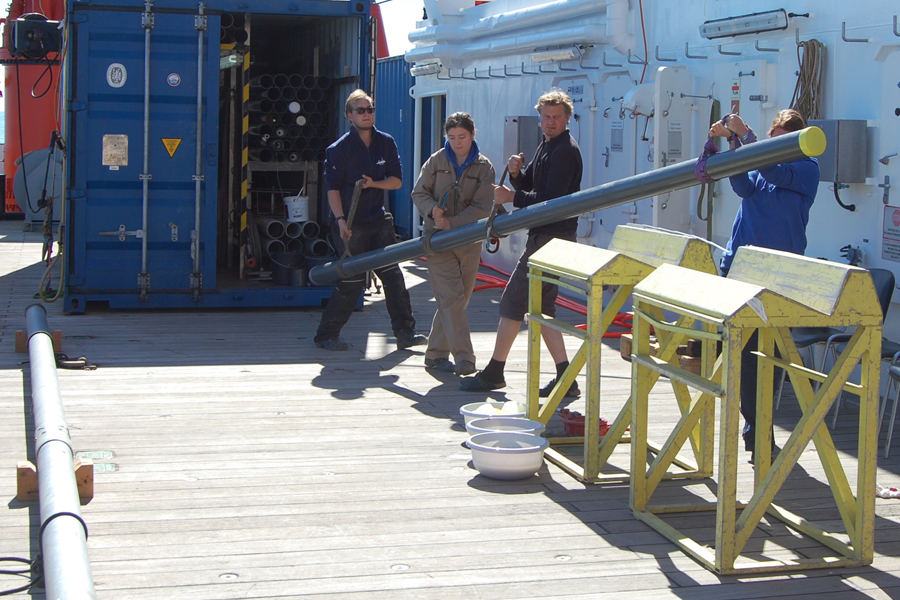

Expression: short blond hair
xmin=345 ymin=89 xmax=373 ymax=115
xmin=535 ymin=90 xmax=574 ymax=118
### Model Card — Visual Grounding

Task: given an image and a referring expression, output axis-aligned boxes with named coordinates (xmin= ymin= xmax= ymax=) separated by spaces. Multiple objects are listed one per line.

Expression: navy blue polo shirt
xmin=324 ymin=126 xmax=403 ymax=224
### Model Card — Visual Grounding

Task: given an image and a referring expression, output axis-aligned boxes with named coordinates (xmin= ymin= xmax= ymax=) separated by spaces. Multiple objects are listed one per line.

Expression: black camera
xmin=9 ymin=14 xmax=61 ymax=58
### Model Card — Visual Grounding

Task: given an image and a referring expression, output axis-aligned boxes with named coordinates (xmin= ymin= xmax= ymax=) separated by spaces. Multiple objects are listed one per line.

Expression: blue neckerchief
xmin=444 ymin=139 xmax=479 ymax=180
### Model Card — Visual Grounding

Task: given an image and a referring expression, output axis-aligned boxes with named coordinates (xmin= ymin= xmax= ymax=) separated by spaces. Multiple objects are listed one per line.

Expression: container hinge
xmin=99 ymin=224 xmax=143 ymax=242
xmin=195 ymin=2 xmax=207 ymax=31
xmin=68 ymin=188 xmax=85 ymax=199
xmin=142 ymin=0 xmax=155 ymax=30
xmin=168 ymin=222 xmax=178 ymax=241
xmin=139 ymin=173 xmax=152 ymax=180
xmin=138 ymin=272 xmax=150 ymax=301
xmin=69 ymin=102 xmax=87 ymax=112
xmin=192 ymin=175 xmax=204 ymax=181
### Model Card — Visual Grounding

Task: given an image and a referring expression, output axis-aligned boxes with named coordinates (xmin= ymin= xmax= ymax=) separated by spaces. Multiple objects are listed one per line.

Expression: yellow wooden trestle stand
xmin=630 ymin=246 xmax=881 ymax=574
xmin=525 ymin=225 xmax=717 ymax=483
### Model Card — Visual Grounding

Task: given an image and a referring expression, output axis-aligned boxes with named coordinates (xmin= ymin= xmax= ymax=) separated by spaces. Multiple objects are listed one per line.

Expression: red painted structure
xmin=370 ymin=3 xmax=389 ymax=59
xmin=1 ymin=0 xmax=64 ymax=213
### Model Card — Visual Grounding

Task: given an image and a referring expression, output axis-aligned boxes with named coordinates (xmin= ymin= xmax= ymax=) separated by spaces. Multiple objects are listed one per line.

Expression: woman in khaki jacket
xmin=412 ymin=112 xmax=495 ymax=376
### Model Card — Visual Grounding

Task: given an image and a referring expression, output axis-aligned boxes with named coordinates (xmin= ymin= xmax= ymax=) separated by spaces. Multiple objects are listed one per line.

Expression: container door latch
xmin=99 ymin=224 xmax=143 ymax=242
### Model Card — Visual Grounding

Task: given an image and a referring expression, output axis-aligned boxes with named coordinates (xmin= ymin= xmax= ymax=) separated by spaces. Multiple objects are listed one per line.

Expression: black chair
xmin=822 ymin=269 xmax=896 ymax=443
xmin=882 ymin=357 xmax=900 ymax=457
xmin=775 ymin=269 xmax=895 ymax=419
xmin=773 ymin=326 xmax=844 ymax=410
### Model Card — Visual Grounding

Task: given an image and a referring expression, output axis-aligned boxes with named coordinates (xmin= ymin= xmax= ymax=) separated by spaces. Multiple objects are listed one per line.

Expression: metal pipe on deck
xmin=309 ymin=127 xmax=825 ymax=286
xmin=25 ymin=304 xmax=96 ymax=599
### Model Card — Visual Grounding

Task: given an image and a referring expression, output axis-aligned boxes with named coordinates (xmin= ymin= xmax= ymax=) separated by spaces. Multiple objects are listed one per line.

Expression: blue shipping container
xmin=64 ymin=0 xmax=371 ymax=313
xmin=374 ymin=56 xmax=415 ymax=239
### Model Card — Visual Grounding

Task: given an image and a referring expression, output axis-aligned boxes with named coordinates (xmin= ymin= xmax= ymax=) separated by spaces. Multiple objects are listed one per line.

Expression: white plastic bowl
xmin=459 ymin=401 xmax=526 ymax=425
xmin=466 ymin=416 xmax=546 ymax=437
xmin=467 ymin=431 xmax=549 ymax=480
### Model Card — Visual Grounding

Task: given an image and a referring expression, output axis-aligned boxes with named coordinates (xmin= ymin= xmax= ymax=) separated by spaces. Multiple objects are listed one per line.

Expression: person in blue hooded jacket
xmin=711 ymin=108 xmax=820 ymax=462
xmin=715 ymin=109 xmax=819 ymax=275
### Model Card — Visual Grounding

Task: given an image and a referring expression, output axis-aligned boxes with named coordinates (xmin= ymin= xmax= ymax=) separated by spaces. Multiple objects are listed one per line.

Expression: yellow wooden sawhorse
xmin=525 ymin=225 xmax=717 ymax=483
xmin=630 ymin=247 xmax=881 ymax=574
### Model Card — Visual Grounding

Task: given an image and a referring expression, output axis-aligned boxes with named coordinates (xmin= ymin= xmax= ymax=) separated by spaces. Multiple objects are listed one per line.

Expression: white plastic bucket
xmin=467 ymin=432 xmax=549 ymax=480
xmin=285 ymin=195 xmax=309 ymax=223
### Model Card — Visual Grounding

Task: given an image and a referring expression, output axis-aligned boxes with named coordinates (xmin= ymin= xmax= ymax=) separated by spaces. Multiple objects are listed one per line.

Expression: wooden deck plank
xmin=5 ymin=219 xmax=900 ymax=598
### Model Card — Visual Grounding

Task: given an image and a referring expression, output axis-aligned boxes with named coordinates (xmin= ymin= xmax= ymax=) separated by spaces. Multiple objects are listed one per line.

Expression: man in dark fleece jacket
xmin=461 ymin=89 xmax=583 ymax=395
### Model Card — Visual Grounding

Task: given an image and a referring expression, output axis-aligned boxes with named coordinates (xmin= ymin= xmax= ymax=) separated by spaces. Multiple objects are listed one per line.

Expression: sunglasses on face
xmin=353 ymin=107 xmax=375 ymax=115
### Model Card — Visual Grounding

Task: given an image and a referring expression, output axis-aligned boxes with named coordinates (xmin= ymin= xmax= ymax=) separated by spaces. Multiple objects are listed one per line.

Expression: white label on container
xmin=107 ymin=63 xmax=127 ymax=88
xmin=102 ymin=134 xmax=128 ymax=166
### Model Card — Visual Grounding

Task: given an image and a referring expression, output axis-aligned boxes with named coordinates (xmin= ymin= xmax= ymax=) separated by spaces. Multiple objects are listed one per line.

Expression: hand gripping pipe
xmin=309 ymin=127 xmax=826 ymax=286
xmin=25 ymin=304 xmax=96 ymax=599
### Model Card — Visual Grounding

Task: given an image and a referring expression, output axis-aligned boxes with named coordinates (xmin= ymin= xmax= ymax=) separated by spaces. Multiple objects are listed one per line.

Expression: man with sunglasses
xmin=314 ymin=89 xmax=427 ymax=352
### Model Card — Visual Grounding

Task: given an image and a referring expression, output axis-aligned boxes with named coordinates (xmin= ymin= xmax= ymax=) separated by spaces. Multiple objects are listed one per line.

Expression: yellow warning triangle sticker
xmin=161 ymin=138 xmax=182 ymax=158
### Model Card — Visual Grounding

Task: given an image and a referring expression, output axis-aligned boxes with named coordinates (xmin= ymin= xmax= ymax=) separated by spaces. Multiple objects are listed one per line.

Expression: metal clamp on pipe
xmin=421 ymin=228 xmax=439 ymax=257
xmin=485 ymin=166 xmax=511 ymax=254
xmin=24 ymin=304 xmax=52 ymax=344
xmin=484 ymin=204 xmax=507 ymax=254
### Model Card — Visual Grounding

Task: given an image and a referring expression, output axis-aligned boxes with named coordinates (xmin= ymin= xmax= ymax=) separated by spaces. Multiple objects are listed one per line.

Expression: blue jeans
xmin=315 ymin=214 xmax=416 ymax=342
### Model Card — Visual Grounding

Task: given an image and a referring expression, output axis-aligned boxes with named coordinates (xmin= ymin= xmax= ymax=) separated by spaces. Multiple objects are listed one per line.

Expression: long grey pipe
xmin=26 ymin=304 xmax=96 ymax=599
xmin=309 ymin=127 xmax=825 ymax=285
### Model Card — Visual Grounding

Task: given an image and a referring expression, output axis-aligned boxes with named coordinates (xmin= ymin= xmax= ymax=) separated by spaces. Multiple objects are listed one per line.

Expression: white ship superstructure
xmin=405 ymin=1 xmax=900 ymax=334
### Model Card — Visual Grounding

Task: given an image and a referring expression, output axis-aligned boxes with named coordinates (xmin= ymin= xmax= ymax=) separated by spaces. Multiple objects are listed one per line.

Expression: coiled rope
xmin=790 ymin=39 xmax=825 ymax=121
